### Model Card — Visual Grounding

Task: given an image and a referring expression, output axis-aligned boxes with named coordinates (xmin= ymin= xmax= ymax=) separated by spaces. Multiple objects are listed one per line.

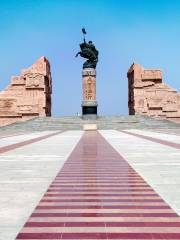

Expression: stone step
xmin=0 ymin=115 xmax=180 ymax=134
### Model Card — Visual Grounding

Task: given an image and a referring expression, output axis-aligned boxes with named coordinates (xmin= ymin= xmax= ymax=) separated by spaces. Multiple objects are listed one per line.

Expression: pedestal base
xmin=82 ymin=101 xmax=98 ymax=120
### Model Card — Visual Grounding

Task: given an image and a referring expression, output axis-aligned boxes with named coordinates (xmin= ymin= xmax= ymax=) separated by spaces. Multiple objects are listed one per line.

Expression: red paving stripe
xmin=106 ymin=222 xmax=180 ymax=227
xmin=50 ymin=184 xmax=147 ymax=188
xmin=17 ymin=233 xmax=62 ymax=239
xmin=16 ymin=131 xmax=180 ymax=240
xmin=31 ymin=213 xmax=178 ymax=218
xmin=59 ymin=170 xmax=138 ymax=172
xmin=55 ymin=175 xmax=143 ymax=177
xmin=52 ymin=182 xmax=147 ymax=184
xmin=17 ymin=233 xmax=107 ymax=239
xmin=24 ymin=221 xmax=180 ymax=227
xmin=121 ymin=130 xmax=180 ymax=149
xmin=107 ymin=233 xmax=180 ymax=239
xmin=46 ymin=189 xmax=155 ymax=192
xmin=0 ymin=131 xmax=62 ymax=153
xmin=37 ymin=205 xmax=170 ymax=209
xmin=44 ymin=193 xmax=158 ymax=197
xmin=41 ymin=199 xmax=163 ymax=203
xmin=57 ymin=174 xmax=140 ymax=176
xmin=47 ymin=190 xmax=153 ymax=193
xmin=25 ymin=222 xmax=105 ymax=227
xmin=16 ymin=232 xmax=180 ymax=239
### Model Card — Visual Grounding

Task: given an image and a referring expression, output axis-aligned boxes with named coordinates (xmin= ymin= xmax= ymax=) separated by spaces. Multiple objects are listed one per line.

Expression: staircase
xmin=0 ymin=115 xmax=180 ymax=134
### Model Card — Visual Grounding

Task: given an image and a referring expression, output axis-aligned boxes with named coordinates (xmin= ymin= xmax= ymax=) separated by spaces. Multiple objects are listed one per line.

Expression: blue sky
xmin=0 ymin=0 xmax=180 ymax=116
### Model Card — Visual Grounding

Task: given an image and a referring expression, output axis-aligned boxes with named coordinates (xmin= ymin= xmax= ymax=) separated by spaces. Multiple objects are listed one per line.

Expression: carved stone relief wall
xmin=128 ymin=63 xmax=180 ymax=122
xmin=0 ymin=56 xmax=52 ymax=126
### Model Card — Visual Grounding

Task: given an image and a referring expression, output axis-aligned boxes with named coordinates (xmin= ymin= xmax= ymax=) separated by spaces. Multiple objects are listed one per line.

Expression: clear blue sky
xmin=0 ymin=0 xmax=180 ymax=116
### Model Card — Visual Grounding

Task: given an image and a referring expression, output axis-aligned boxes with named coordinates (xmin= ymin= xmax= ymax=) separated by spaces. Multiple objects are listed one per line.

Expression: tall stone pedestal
xmin=82 ymin=68 xmax=98 ymax=119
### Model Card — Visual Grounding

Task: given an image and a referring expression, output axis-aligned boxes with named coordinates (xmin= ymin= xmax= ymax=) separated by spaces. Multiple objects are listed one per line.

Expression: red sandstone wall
xmin=0 ymin=56 xmax=52 ymax=126
xmin=128 ymin=63 xmax=180 ymax=123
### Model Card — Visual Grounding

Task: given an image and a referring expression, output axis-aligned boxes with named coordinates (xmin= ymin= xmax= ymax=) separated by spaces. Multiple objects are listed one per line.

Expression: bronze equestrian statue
xmin=76 ymin=28 xmax=99 ymax=69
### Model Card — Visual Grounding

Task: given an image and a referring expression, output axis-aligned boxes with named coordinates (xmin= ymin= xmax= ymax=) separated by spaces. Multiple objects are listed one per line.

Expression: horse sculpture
xmin=76 ymin=39 xmax=99 ymax=69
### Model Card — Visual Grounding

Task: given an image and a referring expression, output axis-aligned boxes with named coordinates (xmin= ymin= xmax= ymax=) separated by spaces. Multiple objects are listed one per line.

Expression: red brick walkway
xmin=16 ymin=131 xmax=180 ymax=239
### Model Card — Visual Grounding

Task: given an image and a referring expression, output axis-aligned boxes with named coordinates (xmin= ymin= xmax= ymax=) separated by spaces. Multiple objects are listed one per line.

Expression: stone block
xmin=83 ymin=124 xmax=97 ymax=131
xmin=141 ymin=70 xmax=162 ymax=81
xmin=0 ymin=56 xmax=52 ymax=126
xmin=25 ymin=73 xmax=45 ymax=89
xmin=11 ymin=76 xmax=25 ymax=85
xmin=128 ymin=63 xmax=180 ymax=123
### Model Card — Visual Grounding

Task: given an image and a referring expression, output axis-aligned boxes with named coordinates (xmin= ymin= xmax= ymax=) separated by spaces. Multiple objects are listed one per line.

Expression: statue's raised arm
xmin=75 ymin=28 xmax=99 ymax=69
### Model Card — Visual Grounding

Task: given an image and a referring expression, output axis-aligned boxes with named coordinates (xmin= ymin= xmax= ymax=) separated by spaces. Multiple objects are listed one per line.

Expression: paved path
xmin=123 ymin=129 xmax=180 ymax=147
xmin=0 ymin=131 xmax=83 ymax=240
xmin=15 ymin=131 xmax=180 ymax=239
xmin=101 ymin=130 xmax=180 ymax=217
xmin=0 ymin=131 xmax=56 ymax=148
xmin=1 ymin=129 xmax=180 ymax=239
xmin=126 ymin=129 xmax=180 ymax=144
xmin=0 ymin=132 xmax=29 ymax=139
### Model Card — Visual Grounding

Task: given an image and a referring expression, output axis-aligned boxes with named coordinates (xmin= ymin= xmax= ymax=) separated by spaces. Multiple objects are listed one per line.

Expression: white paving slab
xmin=100 ymin=130 xmax=180 ymax=216
xmin=0 ymin=131 xmax=57 ymax=148
xmin=126 ymin=129 xmax=180 ymax=144
xmin=0 ymin=130 xmax=83 ymax=240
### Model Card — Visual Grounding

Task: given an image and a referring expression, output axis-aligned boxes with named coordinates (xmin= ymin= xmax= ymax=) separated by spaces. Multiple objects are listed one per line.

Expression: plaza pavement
xmin=0 ymin=128 xmax=180 ymax=239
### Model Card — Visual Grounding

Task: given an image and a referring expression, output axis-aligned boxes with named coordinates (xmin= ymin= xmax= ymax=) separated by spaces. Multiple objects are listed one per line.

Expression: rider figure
xmin=76 ymin=37 xmax=98 ymax=69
